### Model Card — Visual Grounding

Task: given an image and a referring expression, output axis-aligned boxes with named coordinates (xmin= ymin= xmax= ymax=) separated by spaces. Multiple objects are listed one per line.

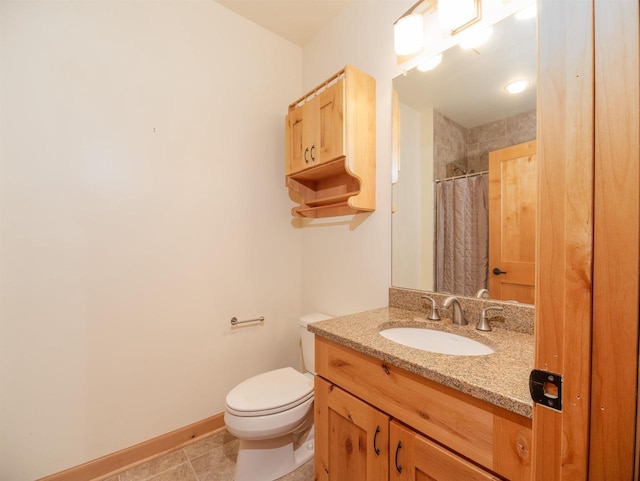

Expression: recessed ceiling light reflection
xmin=417 ymin=54 xmax=443 ymax=72
xmin=505 ymin=80 xmax=530 ymax=94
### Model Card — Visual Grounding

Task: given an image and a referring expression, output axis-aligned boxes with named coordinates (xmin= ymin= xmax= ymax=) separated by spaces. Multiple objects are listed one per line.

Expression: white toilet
xmin=224 ymin=312 xmax=332 ymax=481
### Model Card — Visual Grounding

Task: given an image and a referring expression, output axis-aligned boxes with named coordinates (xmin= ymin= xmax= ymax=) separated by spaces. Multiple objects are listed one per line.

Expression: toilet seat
xmin=225 ymin=367 xmax=314 ymax=417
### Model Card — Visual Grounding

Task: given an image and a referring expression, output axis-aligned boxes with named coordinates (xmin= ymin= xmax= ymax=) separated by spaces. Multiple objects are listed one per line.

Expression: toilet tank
xmin=299 ymin=313 xmax=332 ymax=374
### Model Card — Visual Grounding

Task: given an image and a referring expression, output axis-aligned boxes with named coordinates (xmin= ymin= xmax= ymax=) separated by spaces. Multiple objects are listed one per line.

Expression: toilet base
xmin=234 ymin=425 xmax=314 ymax=481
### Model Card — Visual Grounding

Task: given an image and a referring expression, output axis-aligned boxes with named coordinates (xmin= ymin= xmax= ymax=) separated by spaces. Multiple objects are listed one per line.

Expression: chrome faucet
xmin=421 ymin=295 xmax=441 ymax=321
xmin=477 ymin=305 xmax=504 ymax=331
xmin=442 ymin=296 xmax=467 ymax=325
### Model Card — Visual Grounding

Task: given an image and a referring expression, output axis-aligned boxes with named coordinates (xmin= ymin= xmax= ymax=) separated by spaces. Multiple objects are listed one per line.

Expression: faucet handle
xmin=421 ymin=295 xmax=441 ymax=321
xmin=476 ymin=305 xmax=504 ymax=332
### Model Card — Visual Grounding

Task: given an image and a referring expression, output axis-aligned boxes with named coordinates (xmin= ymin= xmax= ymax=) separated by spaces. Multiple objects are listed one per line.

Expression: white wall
xmin=301 ymin=0 xmax=413 ymax=316
xmin=391 ymin=103 xmax=436 ymax=292
xmin=420 ymin=108 xmax=436 ymax=290
xmin=0 ymin=1 xmax=302 ymax=479
xmin=392 ymin=103 xmax=422 ymax=288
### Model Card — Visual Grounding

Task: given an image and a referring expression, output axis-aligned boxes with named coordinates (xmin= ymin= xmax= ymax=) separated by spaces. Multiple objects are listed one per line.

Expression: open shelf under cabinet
xmin=286 ymin=158 xmax=367 ymax=218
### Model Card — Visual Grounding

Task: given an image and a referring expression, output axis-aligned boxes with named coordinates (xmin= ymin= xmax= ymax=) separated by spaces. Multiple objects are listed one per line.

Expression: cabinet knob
xmin=310 ymin=144 xmax=316 ymax=161
xmin=304 ymin=147 xmax=310 ymax=163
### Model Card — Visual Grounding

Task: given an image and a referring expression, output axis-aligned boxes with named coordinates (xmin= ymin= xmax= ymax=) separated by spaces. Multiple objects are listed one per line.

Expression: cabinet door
xmin=316 ymin=77 xmax=344 ymax=165
xmin=315 ymin=377 xmax=389 ymax=481
xmin=285 ymin=79 xmax=345 ymax=175
xmin=285 ymin=100 xmax=316 ymax=175
xmin=390 ymin=421 xmax=500 ymax=481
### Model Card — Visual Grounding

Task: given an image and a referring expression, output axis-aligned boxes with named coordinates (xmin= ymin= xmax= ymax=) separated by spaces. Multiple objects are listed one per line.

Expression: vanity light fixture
xmin=417 ymin=53 xmax=443 ymax=72
xmin=394 ymin=12 xmax=424 ymax=56
xmin=393 ymin=0 xmax=438 ymax=57
xmin=458 ymin=25 xmax=493 ymax=49
xmin=505 ymin=79 xmax=530 ymax=94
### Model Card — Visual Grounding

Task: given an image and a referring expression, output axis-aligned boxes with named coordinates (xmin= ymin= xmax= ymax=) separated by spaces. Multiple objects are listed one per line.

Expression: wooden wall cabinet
xmin=286 ymin=78 xmax=344 ymax=174
xmin=285 ymin=65 xmax=375 ymax=218
xmin=314 ymin=337 xmax=532 ymax=481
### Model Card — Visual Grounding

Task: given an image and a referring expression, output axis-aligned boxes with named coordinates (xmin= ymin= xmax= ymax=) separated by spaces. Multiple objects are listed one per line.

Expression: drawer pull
xmin=373 ymin=426 xmax=381 ymax=455
xmin=382 ymin=363 xmax=390 ymax=375
xmin=394 ymin=441 xmax=403 ymax=473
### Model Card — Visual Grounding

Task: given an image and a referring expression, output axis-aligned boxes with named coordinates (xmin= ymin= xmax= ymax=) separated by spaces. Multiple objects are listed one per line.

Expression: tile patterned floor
xmin=103 ymin=429 xmax=314 ymax=481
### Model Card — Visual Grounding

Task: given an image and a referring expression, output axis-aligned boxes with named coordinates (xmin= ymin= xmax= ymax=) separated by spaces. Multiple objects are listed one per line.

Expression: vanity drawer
xmin=315 ymin=336 xmax=531 ymax=480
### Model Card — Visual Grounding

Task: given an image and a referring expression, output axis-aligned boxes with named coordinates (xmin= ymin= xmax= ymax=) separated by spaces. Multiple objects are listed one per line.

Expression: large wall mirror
xmin=392 ymin=8 xmax=537 ymax=304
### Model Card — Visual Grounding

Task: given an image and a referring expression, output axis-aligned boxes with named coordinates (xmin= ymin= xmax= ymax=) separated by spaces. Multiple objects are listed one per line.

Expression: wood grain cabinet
xmin=314 ymin=337 xmax=532 ymax=481
xmin=285 ymin=78 xmax=344 ymax=174
xmin=284 ymin=65 xmax=375 ymax=218
xmin=315 ymin=377 xmax=389 ymax=481
xmin=390 ymin=422 xmax=500 ymax=481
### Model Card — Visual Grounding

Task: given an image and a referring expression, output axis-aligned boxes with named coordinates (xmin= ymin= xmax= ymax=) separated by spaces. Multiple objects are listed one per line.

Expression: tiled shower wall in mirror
xmin=433 ymin=109 xmax=536 ymax=179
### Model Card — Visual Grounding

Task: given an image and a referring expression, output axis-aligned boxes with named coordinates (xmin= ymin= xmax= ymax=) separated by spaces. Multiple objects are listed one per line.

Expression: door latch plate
xmin=529 ymin=369 xmax=562 ymax=411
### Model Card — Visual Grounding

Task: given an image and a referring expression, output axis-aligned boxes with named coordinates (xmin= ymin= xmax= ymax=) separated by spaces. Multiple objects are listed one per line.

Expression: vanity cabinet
xmin=285 ymin=65 xmax=375 ymax=218
xmin=314 ymin=337 xmax=532 ymax=481
xmin=390 ymin=422 xmax=499 ymax=481
xmin=315 ymin=377 xmax=389 ymax=481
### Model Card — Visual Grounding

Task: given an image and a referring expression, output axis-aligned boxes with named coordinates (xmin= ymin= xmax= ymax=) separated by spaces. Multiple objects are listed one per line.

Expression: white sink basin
xmin=379 ymin=327 xmax=494 ymax=356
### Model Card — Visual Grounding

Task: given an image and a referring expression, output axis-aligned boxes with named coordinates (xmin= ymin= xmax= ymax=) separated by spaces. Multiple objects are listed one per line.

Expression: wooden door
xmin=389 ymin=421 xmax=499 ymax=481
xmin=532 ymin=1 xmax=594 ymax=479
xmin=315 ymin=377 xmax=389 ymax=481
xmin=591 ymin=0 xmax=639 ymax=478
xmin=488 ymin=140 xmax=536 ymax=304
xmin=533 ymin=1 xmax=640 ymax=479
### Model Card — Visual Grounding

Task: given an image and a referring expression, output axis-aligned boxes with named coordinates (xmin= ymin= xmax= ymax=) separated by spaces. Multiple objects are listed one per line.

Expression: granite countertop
xmin=309 ymin=306 xmax=534 ymax=418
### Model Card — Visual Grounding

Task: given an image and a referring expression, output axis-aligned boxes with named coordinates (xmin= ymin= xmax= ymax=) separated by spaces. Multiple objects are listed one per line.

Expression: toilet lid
xmin=225 ymin=367 xmax=314 ymax=417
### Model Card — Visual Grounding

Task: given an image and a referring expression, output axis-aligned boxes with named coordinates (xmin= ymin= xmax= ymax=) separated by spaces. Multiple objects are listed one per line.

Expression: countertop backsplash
xmin=389 ymin=287 xmax=535 ymax=335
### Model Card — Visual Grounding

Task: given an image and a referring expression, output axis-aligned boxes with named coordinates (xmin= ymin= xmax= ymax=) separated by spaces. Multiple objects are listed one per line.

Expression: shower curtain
xmin=436 ymin=175 xmax=489 ymax=297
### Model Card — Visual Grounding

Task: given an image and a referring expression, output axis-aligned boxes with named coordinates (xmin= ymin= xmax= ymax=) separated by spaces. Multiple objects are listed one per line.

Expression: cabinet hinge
xmin=529 ymin=369 xmax=562 ymax=411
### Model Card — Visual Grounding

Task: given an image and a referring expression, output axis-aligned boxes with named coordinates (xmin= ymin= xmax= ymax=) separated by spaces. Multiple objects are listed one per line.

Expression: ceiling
xmin=393 ymin=11 xmax=537 ymax=128
xmin=214 ymin=1 xmax=536 ymax=129
xmin=213 ymin=0 xmax=353 ymax=46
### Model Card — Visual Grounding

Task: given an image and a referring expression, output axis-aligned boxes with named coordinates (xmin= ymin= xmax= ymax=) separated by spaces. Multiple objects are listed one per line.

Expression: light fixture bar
xmin=438 ymin=0 xmax=482 ymax=35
